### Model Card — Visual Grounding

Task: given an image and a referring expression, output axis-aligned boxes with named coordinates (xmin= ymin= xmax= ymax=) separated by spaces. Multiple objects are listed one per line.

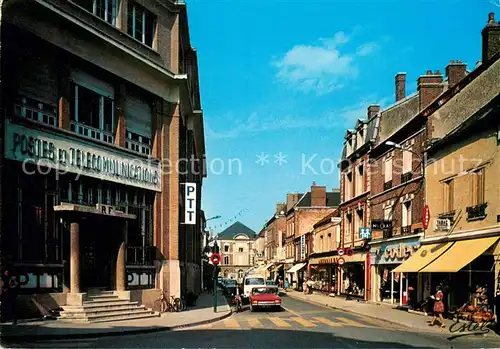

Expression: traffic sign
xmin=210 ymin=253 xmax=221 ymax=265
xmin=337 ymin=248 xmax=344 ymax=256
xmin=338 ymin=257 xmax=345 ymax=265
xmin=422 ymin=205 xmax=430 ymax=229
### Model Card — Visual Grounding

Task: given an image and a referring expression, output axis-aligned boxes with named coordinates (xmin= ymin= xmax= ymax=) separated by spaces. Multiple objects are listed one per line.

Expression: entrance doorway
xmin=80 ymin=216 xmax=122 ymax=291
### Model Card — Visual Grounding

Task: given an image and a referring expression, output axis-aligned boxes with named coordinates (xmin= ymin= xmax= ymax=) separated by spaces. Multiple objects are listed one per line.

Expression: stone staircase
xmin=59 ymin=291 xmax=159 ymax=323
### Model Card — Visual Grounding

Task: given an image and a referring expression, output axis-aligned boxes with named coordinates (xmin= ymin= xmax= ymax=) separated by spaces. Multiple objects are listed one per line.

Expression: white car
xmin=242 ymin=275 xmax=266 ymax=298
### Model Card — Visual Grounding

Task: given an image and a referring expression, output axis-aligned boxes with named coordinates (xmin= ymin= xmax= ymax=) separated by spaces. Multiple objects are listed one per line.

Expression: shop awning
xmin=287 ymin=263 xmax=306 ymax=274
xmin=419 ymin=236 xmax=499 ymax=273
xmin=392 ymin=242 xmax=453 ymax=273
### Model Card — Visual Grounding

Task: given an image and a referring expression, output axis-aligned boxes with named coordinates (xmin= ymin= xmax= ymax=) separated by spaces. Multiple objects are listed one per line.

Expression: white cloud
xmin=273 ymin=31 xmax=380 ymax=95
xmin=356 ymin=42 xmax=380 ymax=56
xmin=206 ymin=96 xmax=390 ymax=139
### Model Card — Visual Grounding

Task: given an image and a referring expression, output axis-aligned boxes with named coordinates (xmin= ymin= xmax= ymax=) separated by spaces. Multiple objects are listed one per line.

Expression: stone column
xmin=116 ymin=222 xmax=127 ymax=291
xmin=70 ymin=222 xmax=80 ymax=293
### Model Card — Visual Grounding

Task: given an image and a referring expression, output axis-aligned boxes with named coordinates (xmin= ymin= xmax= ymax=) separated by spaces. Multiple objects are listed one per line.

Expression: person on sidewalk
xmin=429 ymin=286 xmax=446 ymax=328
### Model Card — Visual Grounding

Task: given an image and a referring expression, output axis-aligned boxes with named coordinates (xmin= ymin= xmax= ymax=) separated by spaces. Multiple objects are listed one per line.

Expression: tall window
xmin=402 ymin=201 xmax=412 ymax=228
xmin=384 ymin=205 xmax=393 ymax=221
xmin=471 ymin=169 xmax=485 ymax=206
xmin=70 ymin=72 xmax=115 ymax=143
xmin=238 ymin=247 xmax=244 ymax=253
xmin=357 ymin=164 xmax=364 ymax=195
xmin=128 ymin=2 xmax=156 ymax=47
xmin=355 ymin=209 xmax=364 ymax=240
xmin=384 ymin=157 xmax=393 ymax=185
xmin=402 ymin=147 xmax=412 ymax=174
xmin=224 ymin=256 xmax=229 ymax=265
xmin=73 ymin=0 xmax=119 ymax=26
xmin=224 ymin=245 xmax=229 ymax=252
xmin=443 ymin=179 xmax=454 ymax=213
xmin=346 ymin=172 xmax=353 ymax=199
xmin=345 ymin=213 xmax=353 ymax=243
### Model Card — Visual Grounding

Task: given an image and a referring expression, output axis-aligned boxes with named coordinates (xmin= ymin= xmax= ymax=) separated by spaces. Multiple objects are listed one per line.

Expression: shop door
xmin=81 ymin=217 xmax=119 ymax=290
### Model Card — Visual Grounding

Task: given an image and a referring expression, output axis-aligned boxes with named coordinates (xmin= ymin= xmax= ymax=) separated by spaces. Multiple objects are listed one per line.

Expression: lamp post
xmin=202 ymin=215 xmax=220 ymax=300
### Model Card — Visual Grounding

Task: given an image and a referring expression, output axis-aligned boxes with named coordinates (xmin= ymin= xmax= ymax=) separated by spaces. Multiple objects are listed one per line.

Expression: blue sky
xmin=187 ymin=0 xmax=494 ymax=233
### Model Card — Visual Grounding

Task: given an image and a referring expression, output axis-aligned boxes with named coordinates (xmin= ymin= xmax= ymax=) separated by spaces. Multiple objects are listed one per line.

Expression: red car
xmin=249 ymin=286 xmax=282 ymax=312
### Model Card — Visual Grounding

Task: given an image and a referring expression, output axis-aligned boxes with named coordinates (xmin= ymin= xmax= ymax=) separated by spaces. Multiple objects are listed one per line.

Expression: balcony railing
xmin=383 ymin=229 xmax=393 ymax=239
xmin=401 ymin=225 xmax=412 ymax=236
xmin=14 ymin=97 xmax=57 ymax=127
xmin=401 ymin=172 xmax=412 ymax=184
xmin=384 ymin=180 xmax=392 ymax=191
xmin=126 ymin=246 xmax=156 ymax=266
xmin=126 ymin=131 xmax=152 ymax=156
xmin=466 ymin=203 xmax=488 ymax=221
xmin=70 ymin=121 xmax=114 ymax=144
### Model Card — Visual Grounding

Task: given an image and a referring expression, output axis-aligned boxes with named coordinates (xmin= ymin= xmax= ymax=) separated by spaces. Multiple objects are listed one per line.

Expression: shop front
xmin=370 ymin=236 xmax=421 ymax=305
xmin=339 ymin=251 xmax=367 ymax=299
xmin=308 ymin=255 xmax=340 ymax=294
xmin=393 ymin=234 xmax=500 ymax=318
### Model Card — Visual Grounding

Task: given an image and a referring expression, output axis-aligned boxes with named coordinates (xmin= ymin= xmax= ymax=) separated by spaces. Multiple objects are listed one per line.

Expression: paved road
xmin=5 ymin=294 xmax=500 ymax=348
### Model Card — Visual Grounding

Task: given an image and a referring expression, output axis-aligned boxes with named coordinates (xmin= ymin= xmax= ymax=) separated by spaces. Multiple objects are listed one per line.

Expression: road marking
xmin=247 ymin=317 xmax=264 ymax=328
xmin=290 ymin=316 xmax=316 ymax=327
xmin=223 ymin=318 xmax=241 ymax=329
xmin=282 ymin=306 xmax=302 ymax=318
xmin=337 ymin=317 xmax=368 ymax=327
xmin=314 ymin=316 xmax=342 ymax=327
xmin=268 ymin=316 xmax=292 ymax=328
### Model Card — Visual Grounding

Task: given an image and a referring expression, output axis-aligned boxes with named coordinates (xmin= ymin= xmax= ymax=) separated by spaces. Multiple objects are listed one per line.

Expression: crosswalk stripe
xmin=337 ymin=317 xmax=368 ymax=327
xmin=268 ymin=316 xmax=292 ymax=328
xmin=223 ymin=318 xmax=241 ymax=328
xmin=290 ymin=316 xmax=316 ymax=327
xmin=314 ymin=316 xmax=342 ymax=327
xmin=247 ymin=317 xmax=264 ymax=328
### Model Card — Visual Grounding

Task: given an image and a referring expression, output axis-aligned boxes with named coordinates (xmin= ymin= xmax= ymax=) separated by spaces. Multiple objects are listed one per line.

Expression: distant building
xmin=217 ymin=222 xmax=257 ymax=282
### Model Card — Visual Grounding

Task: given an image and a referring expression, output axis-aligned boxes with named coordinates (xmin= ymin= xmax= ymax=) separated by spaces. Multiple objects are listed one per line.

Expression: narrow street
xmin=6 ymin=295 xmax=500 ymax=348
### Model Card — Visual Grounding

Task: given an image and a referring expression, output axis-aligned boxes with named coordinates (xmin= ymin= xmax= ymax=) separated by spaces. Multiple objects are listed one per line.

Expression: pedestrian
xmin=1 ymin=269 xmax=19 ymax=324
xmin=284 ymin=278 xmax=289 ymax=291
xmin=429 ymin=286 xmax=446 ymax=328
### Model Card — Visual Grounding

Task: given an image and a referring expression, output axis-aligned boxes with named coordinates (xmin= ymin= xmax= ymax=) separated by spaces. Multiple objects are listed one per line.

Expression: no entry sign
xmin=210 ymin=253 xmax=221 ymax=265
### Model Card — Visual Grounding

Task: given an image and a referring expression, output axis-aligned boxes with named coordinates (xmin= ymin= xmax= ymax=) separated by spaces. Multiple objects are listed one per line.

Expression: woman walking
xmin=430 ymin=286 xmax=446 ymax=328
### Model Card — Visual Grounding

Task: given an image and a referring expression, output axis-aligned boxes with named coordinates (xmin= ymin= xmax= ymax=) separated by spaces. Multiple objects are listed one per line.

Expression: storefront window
xmin=379 ymin=265 xmax=400 ymax=302
xmin=342 ymin=263 xmax=365 ymax=297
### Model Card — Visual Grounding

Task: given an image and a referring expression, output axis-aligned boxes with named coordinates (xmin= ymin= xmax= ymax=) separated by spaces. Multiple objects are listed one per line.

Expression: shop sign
xmin=422 ymin=205 xmax=430 ymax=229
xmin=4 ymin=120 xmax=161 ymax=191
xmin=435 ymin=218 xmax=451 ymax=232
xmin=96 ymin=204 xmax=116 ymax=215
xmin=372 ymin=241 xmax=420 ymax=264
xmin=300 ymin=235 xmax=306 ymax=260
xmin=371 ymin=220 xmax=392 ymax=230
xmin=184 ymin=183 xmax=197 ymax=225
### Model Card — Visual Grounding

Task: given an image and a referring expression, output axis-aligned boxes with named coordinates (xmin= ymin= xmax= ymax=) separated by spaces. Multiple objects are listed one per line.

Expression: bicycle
xmin=154 ymin=291 xmax=185 ymax=312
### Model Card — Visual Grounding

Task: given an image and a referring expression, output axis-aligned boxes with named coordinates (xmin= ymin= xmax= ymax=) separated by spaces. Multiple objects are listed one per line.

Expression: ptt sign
xmin=184 ymin=182 xmax=197 ymax=225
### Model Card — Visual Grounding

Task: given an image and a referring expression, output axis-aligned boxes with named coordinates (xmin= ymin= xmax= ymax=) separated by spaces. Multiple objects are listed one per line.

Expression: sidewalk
xmin=284 ymin=290 xmax=496 ymax=335
xmin=0 ymin=289 xmax=231 ymax=341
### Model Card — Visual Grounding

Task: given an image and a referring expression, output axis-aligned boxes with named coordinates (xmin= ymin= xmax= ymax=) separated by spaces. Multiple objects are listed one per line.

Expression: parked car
xmin=249 ymin=286 xmax=282 ymax=312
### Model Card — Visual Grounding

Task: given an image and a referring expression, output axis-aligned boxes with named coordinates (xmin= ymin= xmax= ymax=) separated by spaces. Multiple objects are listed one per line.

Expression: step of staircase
xmin=58 ymin=291 xmax=159 ymax=323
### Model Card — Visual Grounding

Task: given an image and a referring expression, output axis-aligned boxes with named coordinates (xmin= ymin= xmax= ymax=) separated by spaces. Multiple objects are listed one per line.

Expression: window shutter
xmin=125 ymin=95 xmax=152 ymax=138
xmin=70 ymin=70 xmax=114 ymax=99
xmin=384 ymin=158 xmax=393 ymax=182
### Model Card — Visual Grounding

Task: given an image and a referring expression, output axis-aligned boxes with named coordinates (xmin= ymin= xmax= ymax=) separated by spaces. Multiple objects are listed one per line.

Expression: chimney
xmin=395 ymin=72 xmax=406 ymax=102
xmin=417 ymin=69 xmax=444 ymax=111
xmin=311 ymin=184 xmax=326 ymax=207
xmin=276 ymin=202 xmax=286 ymax=215
xmin=286 ymin=193 xmax=300 ymax=212
xmin=446 ymin=60 xmax=467 ymax=88
xmin=367 ymin=105 xmax=380 ymax=118
xmin=482 ymin=12 xmax=500 ymax=63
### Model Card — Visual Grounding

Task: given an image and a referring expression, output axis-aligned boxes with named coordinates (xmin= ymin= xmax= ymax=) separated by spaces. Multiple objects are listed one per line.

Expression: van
xmin=243 ymin=275 xmax=265 ymax=298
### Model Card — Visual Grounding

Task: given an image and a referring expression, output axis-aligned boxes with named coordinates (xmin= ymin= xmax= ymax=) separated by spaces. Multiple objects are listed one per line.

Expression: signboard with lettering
xmin=435 ymin=218 xmax=451 ymax=232
xmin=370 ymin=239 xmax=421 ymax=265
xmin=184 ymin=183 xmax=197 ymax=225
xmin=371 ymin=220 xmax=392 ymax=230
xmin=300 ymin=235 xmax=306 ymax=260
xmin=5 ymin=120 xmax=161 ymax=191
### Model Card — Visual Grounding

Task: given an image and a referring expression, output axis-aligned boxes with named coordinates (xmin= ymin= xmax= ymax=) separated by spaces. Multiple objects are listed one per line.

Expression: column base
xmin=66 ymin=293 xmax=85 ymax=306
xmin=160 ymin=260 xmax=181 ymax=298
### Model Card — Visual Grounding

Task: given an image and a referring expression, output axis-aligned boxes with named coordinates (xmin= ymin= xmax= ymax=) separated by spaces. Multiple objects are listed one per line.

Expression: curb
xmin=1 ymin=309 xmax=232 ymax=342
xmin=284 ymin=292 xmax=413 ymax=330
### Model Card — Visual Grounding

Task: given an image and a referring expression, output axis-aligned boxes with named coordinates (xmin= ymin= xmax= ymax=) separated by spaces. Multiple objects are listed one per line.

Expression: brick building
xmin=307 ymin=210 xmax=341 ymax=294
xmin=394 ymin=13 xmax=500 ymax=314
xmin=0 ymin=0 xmax=206 ymax=321
xmin=338 ymin=106 xmax=379 ymax=300
xmin=217 ymin=222 xmax=257 ymax=282
xmin=283 ymin=184 xmax=340 ymax=290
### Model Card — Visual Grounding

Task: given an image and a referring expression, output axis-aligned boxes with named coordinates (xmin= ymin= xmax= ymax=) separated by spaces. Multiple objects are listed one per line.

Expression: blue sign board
xmin=359 ymin=227 xmax=371 ymax=240
xmin=370 ymin=237 xmax=421 ymax=265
